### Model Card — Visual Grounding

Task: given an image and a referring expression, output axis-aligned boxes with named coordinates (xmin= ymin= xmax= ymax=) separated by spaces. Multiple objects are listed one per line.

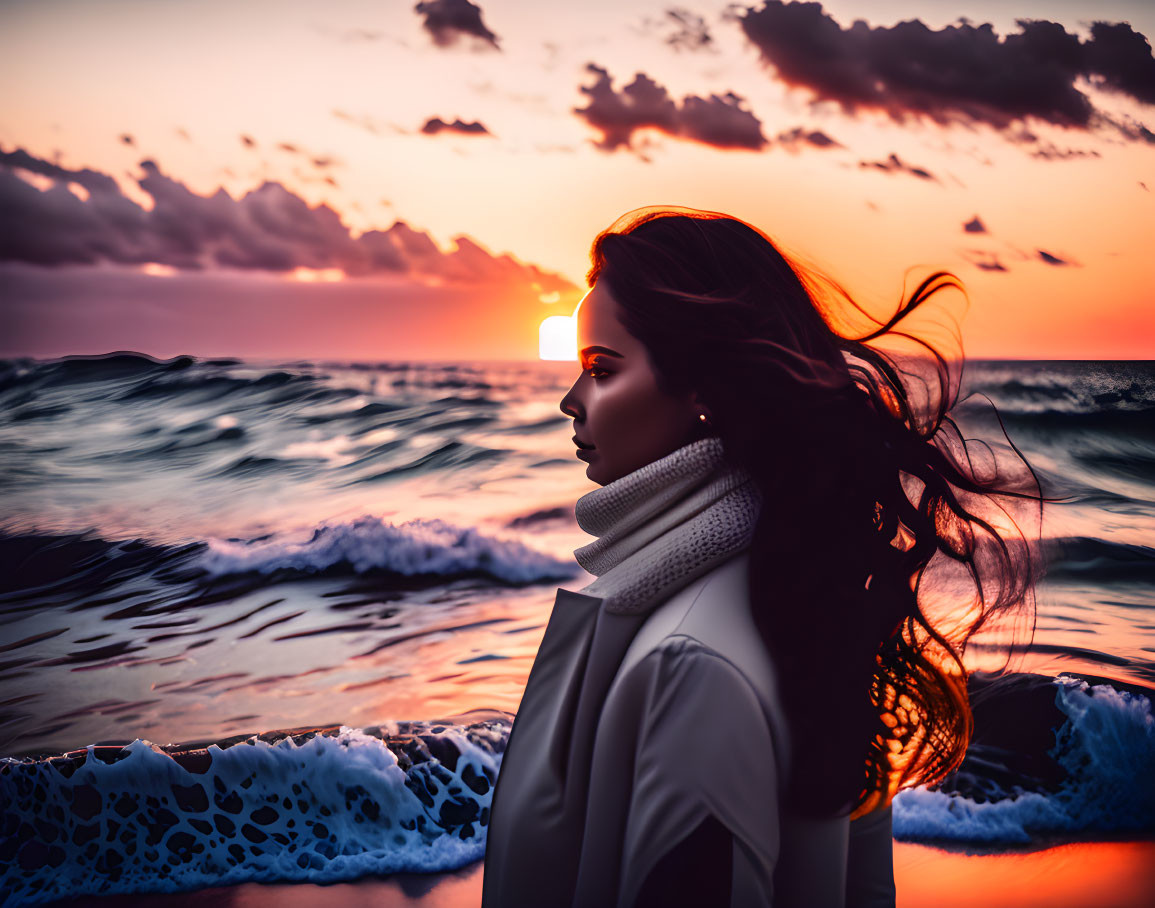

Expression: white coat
xmin=481 ymin=550 xmax=896 ymax=908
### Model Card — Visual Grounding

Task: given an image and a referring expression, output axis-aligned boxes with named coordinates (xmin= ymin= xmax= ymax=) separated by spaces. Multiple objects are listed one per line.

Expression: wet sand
xmin=44 ymin=840 xmax=1155 ymax=907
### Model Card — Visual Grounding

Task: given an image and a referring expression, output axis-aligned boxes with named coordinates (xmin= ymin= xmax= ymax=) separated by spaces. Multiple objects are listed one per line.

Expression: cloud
xmin=0 ymin=146 xmax=574 ymax=292
xmin=271 ymin=142 xmax=343 ymax=169
xmin=963 ymin=216 xmax=986 ymax=233
xmin=574 ymin=64 xmax=766 ymax=152
xmin=1028 ymin=143 xmax=1101 ymax=160
xmin=414 ymin=0 xmax=501 ymax=51
xmin=774 ymin=126 xmax=841 ymax=149
xmin=420 ymin=117 xmax=492 ymax=136
xmin=0 ymin=261 xmax=569 ymax=361
xmin=1037 ymin=249 xmax=1069 ymax=265
xmin=1083 ymin=22 xmax=1155 ymax=104
xmin=960 ymin=248 xmax=1007 ymax=271
xmin=660 ymin=7 xmax=711 ymax=52
xmin=858 ymin=153 xmax=936 ymax=180
xmin=731 ymin=2 xmax=1155 ymax=138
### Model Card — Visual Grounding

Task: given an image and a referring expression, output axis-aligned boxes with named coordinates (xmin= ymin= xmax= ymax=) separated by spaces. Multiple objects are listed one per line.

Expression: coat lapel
xmin=482 ymin=588 xmax=648 ymax=908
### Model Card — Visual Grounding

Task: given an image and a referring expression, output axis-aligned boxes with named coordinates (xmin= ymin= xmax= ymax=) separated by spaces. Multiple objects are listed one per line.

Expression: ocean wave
xmin=113 ymin=370 xmax=316 ymax=403
xmin=964 ymin=362 xmax=1154 ymax=414
xmin=0 ymin=715 xmax=510 ymax=905
xmin=0 ymin=533 xmax=200 ymax=598
xmin=956 ymin=398 xmax=1155 ymax=441
xmin=0 ymin=355 xmax=508 ymax=424
xmin=39 ymin=352 xmax=196 ymax=386
xmin=0 ymin=516 xmax=576 ymax=600
xmin=199 ymin=516 xmax=576 ymax=584
xmin=1 ymin=673 xmax=1151 ymax=905
xmin=1042 ymin=536 xmax=1155 ymax=585
xmin=893 ymin=676 xmax=1155 ymax=845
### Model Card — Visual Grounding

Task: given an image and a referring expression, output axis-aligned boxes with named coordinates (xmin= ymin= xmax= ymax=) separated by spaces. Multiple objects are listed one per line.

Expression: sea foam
xmin=1 ymin=719 xmax=507 ymax=905
xmin=199 ymin=515 xmax=577 ymax=584
xmin=893 ymin=676 xmax=1155 ymax=844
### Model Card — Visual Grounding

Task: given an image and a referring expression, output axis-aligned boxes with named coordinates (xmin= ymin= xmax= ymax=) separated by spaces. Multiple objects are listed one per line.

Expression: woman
xmin=481 ymin=207 xmax=1041 ymax=907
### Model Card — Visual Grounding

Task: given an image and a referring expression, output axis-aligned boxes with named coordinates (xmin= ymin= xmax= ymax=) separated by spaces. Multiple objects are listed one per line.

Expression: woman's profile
xmin=481 ymin=206 xmax=1042 ymax=907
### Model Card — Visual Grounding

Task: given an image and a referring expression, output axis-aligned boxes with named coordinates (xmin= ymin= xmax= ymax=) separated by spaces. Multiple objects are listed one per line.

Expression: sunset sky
xmin=2 ymin=0 xmax=1152 ymax=361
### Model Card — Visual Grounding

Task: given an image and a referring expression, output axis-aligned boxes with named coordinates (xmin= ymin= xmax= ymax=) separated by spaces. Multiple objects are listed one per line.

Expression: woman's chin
xmin=578 ymin=450 xmax=608 ymax=485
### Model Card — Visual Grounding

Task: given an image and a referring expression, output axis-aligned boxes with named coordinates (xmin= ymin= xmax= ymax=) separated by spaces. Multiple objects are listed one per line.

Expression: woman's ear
xmin=688 ymin=391 xmax=711 ymax=423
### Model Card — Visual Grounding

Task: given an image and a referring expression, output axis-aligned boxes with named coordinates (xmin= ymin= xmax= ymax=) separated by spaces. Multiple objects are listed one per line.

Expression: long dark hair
xmin=586 ymin=206 xmax=1044 ymax=817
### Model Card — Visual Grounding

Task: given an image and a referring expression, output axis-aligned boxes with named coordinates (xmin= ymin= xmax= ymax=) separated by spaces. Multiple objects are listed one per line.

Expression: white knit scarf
xmin=573 ymin=436 xmax=763 ymax=615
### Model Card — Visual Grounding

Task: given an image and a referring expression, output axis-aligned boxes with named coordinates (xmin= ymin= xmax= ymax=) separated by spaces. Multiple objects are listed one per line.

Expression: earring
xmin=698 ymin=413 xmax=707 ymax=422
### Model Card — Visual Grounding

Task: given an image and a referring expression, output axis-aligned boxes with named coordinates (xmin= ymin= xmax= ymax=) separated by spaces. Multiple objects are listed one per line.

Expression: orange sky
xmin=1 ymin=0 xmax=1153 ymax=360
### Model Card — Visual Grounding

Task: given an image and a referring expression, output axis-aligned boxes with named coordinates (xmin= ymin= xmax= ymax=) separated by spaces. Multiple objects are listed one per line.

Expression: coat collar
xmin=570 ymin=437 xmax=762 ymax=616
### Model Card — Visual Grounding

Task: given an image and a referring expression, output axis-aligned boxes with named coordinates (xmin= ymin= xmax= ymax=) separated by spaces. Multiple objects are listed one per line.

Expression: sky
xmin=1 ymin=0 xmax=1153 ymax=361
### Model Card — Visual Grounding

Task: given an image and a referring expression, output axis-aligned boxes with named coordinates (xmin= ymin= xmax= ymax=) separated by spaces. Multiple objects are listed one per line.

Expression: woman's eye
xmin=585 ymin=365 xmax=609 ymax=380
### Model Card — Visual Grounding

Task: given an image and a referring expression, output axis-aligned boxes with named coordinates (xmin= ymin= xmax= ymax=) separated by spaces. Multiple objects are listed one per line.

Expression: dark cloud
xmin=1029 ymin=144 xmax=1101 ymax=160
xmin=574 ymin=64 xmax=766 ymax=152
xmin=679 ymin=92 xmax=767 ymax=148
xmin=277 ymin=142 xmax=300 ymax=154
xmin=961 ymin=249 xmax=1006 ymax=271
xmin=1107 ymin=115 xmax=1155 ymax=143
xmin=420 ymin=117 xmax=492 ymax=136
xmin=1084 ymin=22 xmax=1155 ymax=104
xmin=963 ymin=216 xmax=986 ymax=233
xmin=414 ymin=0 xmax=500 ymax=51
xmin=119 ymin=134 xmax=135 ymax=146
xmin=0 ymin=148 xmax=125 ymax=197
xmin=1037 ymin=249 xmax=1068 ymax=265
xmin=775 ymin=126 xmax=841 ymax=149
xmin=731 ymin=2 xmax=1155 ymax=138
xmin=0 ymin=147 xmax=573 ymax=292
xmin=858 ymin=153 xmax=936 ymax=180
xmin=663 ymin=8 xmax=714 ymax=52
xmin=240 ymin=135 xmax=257 ymax=149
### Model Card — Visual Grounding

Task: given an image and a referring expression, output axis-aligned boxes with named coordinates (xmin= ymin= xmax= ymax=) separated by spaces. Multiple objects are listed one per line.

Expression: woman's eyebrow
xmin=580 ymin=345 xmax=625 ymax=359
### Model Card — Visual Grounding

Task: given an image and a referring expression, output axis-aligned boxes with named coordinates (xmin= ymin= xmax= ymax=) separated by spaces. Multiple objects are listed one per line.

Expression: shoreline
xmin=41 ymin=840 xmax=1155 ymax=908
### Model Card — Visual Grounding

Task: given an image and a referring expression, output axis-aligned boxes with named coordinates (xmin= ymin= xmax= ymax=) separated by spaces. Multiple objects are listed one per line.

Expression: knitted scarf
xmin=572 ymin=436 xmax=763 ymax=615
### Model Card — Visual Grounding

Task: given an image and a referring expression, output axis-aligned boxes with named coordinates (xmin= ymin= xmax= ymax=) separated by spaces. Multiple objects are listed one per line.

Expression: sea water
xmin=1 ymin=355 xmax=1152 ymax=904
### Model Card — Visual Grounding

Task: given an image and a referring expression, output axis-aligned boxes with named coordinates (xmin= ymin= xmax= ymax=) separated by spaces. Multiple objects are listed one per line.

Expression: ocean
xmin=1 ymin=354 xmax=1152 ymax=905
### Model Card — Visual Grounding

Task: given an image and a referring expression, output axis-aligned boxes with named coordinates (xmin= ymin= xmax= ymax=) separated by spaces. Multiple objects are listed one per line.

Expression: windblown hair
xmin=585 ymin=206 xmax=1044 ymax=817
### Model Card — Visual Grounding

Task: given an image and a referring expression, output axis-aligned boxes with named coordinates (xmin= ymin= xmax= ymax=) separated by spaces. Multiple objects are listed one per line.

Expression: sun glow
xmin=139 ymin=262 xmax=177 ymax=277
xmin=539 ymin=315 xmax=577 ymax=361
xmin=288 ymin=267 xmax=345 ymax=283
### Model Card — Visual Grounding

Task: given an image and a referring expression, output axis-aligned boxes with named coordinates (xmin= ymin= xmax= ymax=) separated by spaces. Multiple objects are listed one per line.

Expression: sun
xmin=539 ymin=315 xmax=577 ymax=361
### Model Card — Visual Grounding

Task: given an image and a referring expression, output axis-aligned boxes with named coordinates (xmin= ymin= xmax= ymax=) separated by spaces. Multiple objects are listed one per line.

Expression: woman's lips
xmin=576 ymin=448 xmax=594 ymax=461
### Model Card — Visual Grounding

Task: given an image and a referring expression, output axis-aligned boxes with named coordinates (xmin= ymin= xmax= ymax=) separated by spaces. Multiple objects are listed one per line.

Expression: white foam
xmin=198 ymin=515 xmax=575 ymax=583
xmin=1 ymin=724 xmax=504 ymax=904
xmin=893 ymin=677 xmax=1155 ymax=843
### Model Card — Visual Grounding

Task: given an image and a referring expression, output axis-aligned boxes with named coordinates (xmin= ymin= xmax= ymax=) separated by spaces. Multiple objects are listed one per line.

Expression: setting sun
xmin=539 ymin=315 xmax=577 ymax=361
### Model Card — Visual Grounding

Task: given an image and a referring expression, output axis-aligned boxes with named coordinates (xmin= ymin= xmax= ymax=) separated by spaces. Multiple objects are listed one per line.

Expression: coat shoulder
xmin=604 ymin=550 xmax=790 ymax=763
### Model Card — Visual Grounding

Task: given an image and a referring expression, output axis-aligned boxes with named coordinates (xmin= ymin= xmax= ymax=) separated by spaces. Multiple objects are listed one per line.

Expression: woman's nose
xmin=559 ymin=381 xmax=582 ymax=419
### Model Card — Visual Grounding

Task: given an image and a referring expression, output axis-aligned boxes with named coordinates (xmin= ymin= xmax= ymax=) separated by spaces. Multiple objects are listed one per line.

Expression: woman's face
xmin=559 ymin=281 xmax=703 ymax=486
